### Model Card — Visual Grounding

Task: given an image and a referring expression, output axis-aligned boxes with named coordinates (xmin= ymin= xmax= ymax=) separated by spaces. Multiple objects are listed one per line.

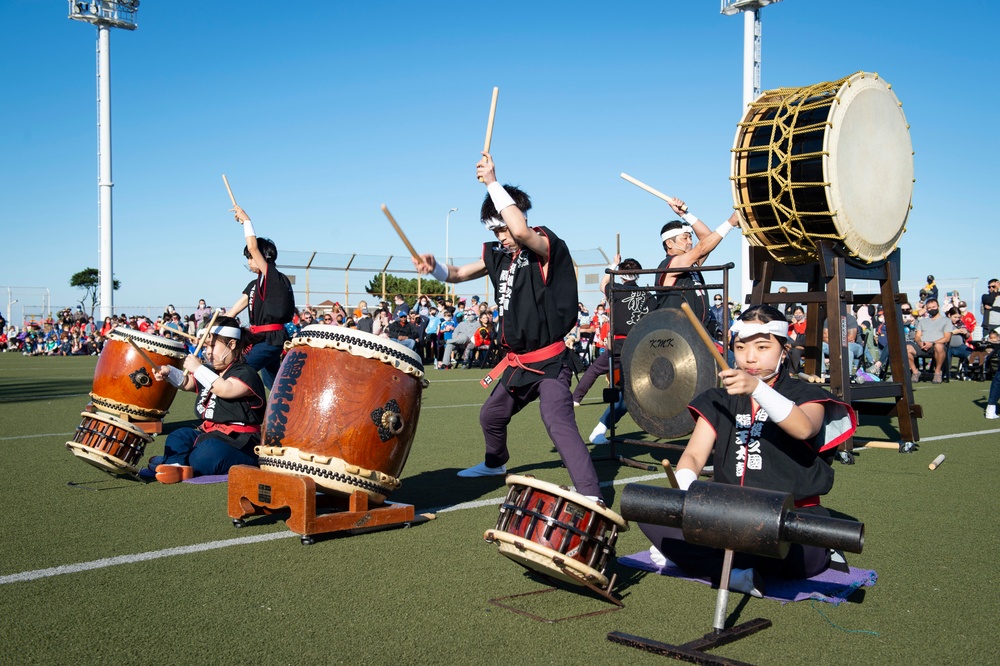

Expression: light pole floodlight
xmin=68 ymin=1 xmax=139 ymax=30
xmin=721 ymin=0 xmax=781 ymax=16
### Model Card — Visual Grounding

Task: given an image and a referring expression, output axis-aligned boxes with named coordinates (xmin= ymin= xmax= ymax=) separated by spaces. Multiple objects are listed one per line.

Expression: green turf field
xmin=1 ymin=353 xmax=998 ymax=665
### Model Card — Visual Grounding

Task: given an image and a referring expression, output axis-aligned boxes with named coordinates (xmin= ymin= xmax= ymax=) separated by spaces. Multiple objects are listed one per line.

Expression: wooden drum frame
xmin=256 ymin=325 xmax=427 ymax=504
xmin=731 ymin=71 xmax=914 ymax=265
xmin=485 ymin=474 xmax=628 ymax=589
xmin=90 ymin=327 xmax=187 ymax=420
xmin=65 ymin=410 xmax=153 ymax=477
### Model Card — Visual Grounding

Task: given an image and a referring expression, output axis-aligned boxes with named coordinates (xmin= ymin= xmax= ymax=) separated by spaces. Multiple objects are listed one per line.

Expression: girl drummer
xmin=145 ymin=316 xmax=266 ymax=483
xmin=640 ymin=304 xmax=857 ymax=595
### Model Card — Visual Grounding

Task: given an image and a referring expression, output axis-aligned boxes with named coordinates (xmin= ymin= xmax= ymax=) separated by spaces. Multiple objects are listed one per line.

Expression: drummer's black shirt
xmin=243 ymin=263 xmax=295 ymax=347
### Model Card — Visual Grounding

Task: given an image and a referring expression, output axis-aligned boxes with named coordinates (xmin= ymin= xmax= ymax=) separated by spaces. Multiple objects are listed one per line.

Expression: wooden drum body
xmin=732 ymin=71 xmax=913 ymax=265
xmin=65 ymin=411 xmax=153 ymax=477
xmin=485 ymin=475 xmax=628 ymax=589
xmin=256 ymin=325 xmax=426 ymax=504
xmin=90 ymin=327 xmax=186 ymax=420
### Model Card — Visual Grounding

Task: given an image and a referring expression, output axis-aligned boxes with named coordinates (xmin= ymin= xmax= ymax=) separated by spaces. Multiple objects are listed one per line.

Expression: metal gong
xmin=620 ymin=308 xmax=717 ymax=440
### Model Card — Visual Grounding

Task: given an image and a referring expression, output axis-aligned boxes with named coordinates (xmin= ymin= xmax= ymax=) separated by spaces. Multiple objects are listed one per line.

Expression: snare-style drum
xmin=91 ymin=327 xmax=187 ymax=420
xmin=484 ymin=475 xmax=628 ymax=589
xmin=255 ymin=325 xmax=426 ymax=504
xmin=65 ymin=411 xmax=153 ymax=476
xmin=731 ymin=71 xmax=914 ymax=265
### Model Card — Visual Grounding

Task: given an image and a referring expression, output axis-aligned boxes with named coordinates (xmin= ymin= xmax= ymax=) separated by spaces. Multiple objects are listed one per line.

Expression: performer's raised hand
xmin=412 ymin=253 xmax=437 ymax=275
xmin=667 ymin=197 xmax=687 ymax=217
xmin=477 ymin=152 xmax=497 ymax=185
xmin=231 ymin=204 xmax=251 ymax=225
xmin=718 ymin=367 xmax=760 ymax=396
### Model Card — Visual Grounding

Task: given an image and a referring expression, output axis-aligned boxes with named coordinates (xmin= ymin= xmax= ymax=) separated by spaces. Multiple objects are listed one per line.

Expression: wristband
xmin=242 ymin=218 xmax=256 ymax=238
xmin=681 ymin=212 xmax=699 ymax=226
xmin=715 ymin=221 xmax=734 ymax=239
xmin=487 ymin=181 xmax=516 ymax=214
xmin=194 ymin=364 xmax=221 ymax=388
xmin=165 ymin=365 xmax=184 ymax=388
xmin=675 ymin=468 xmax=698 ymax=491
xmin=751 ymin=379 xmax=795 ymax=422
xmin=431 ymin=261 xmax=449 ymax=282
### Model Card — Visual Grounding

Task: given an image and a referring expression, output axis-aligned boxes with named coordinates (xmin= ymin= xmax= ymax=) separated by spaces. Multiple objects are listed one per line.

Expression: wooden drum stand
xmin=749 ymin=243 xmax=921 ymax=458
xmin=227 ymin=465 xmax=424 ymax=545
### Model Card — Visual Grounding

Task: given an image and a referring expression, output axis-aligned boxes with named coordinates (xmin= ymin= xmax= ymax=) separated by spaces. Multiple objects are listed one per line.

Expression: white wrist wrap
xmin=681 ymin=212 xmax=699 ymax=226
xmin=194 ymin=364 xmax=220 ymax=388
xmin=675 ymin=468 xmax=697 ymax=491
xmin=715 ymin=221 xmax=734 ymax=239
xmin=487 ymin=181 xmax=516 ymax=214
xmin=431 ymin=262 xmax=449 ymax=282
xmin=242 ymin=219 xmax=256 ymax=238
xmin=751 ymin=380 xmax=795 ymax=422
xmin=165 ymin=365 xmax=185 ymax=388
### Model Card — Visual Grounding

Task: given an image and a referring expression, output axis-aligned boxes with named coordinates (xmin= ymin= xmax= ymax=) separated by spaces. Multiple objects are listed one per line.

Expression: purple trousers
xmin=480 ymin=364 xmax=603 ymax=499
xmin=571 ymin=351 xmax=610 ymax=403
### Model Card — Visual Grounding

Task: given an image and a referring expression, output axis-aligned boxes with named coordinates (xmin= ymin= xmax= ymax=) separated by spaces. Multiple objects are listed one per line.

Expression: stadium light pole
xmin=721 ymin=0 xmax=783 ymax=304
xmin=445 ymin=207 xmax=457 ymax=297
xmin=68 ymin=1 xmax=139 ymax=320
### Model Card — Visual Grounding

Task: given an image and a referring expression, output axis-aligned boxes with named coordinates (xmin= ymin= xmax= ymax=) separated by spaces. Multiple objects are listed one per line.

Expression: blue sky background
xmin=2 ymin=1 xmax=996 ymax=320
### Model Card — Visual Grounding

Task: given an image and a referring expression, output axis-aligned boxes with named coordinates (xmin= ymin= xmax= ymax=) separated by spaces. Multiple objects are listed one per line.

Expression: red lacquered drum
xmin=485 ymin=475 xmax=628 ymax=589
xmin=91 ymin=327 xmax=187 ymax=420
xmin=256 ymin=325 xmax=427 ymax=504
xmin=65 ymin=411 xmax=153 ymax=477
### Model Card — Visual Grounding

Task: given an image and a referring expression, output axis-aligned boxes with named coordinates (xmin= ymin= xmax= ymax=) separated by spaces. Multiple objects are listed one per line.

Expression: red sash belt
xmin=200 ymin=421 xmax=261 ymax=436
xmin=480 ymin=340 xmax=567 ymax=389
xmin=250 ymin=324 xmax=283 ymax=334
xmin=794 ymin=495 xmax=820 ymax=508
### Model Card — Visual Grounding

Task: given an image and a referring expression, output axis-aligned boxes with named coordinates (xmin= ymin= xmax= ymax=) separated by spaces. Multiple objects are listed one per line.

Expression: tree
xmin=365 ymin=273 xmax=447 ymax=303
xmin=70 ymin=268 xmax=121 ymax=316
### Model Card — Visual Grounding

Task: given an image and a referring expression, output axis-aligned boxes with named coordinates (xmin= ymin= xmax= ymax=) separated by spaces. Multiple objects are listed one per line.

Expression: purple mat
xmin=182 ymin=474 xmax=229 ymax=485
xmin=618 ymin=550 xmax=876 ymax=605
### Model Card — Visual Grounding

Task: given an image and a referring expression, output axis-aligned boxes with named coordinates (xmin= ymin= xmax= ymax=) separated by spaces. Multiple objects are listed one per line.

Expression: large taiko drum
xmin=255 ymin=325 xmax=426 ymax=504
xmin=65 ymin=411 xmax=153 ymax=477
xmin=731 ymin=71 xmax=914 ymax=265
xmin=90 ymin=327 xmax=187 ymax=420
xmin=484 ymin=475 xmax=628 ymax=589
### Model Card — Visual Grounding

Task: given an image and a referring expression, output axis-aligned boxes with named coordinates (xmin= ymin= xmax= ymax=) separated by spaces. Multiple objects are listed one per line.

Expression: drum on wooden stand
xmin=255 ymin=325 xmax=427 ymax=504
xmin=90 ymin=327 xmax=187 ymax=420
xmin=65 ymin=411 xmax=153 ymax=477
xmin=484 ymin=474 xmax=628 ymax=589
xmin=731 ymin=71 xmax=914 ymax=265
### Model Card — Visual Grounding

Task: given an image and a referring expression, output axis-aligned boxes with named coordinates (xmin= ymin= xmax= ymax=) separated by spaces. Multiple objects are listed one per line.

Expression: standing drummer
xmin=225 ymin=205 xmax=296 ymax=390
xmin=412 ymin=152 xmax=604 ymax=503
xmin=655 ymin=198 xmax=741 ymax=339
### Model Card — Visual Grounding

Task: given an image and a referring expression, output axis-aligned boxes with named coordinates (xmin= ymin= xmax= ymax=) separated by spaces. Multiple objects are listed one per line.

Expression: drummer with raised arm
xmin=226 ymin=205 xmax=296 ymax=390
xmin=412 ymin=152 xmax=605 ymax=503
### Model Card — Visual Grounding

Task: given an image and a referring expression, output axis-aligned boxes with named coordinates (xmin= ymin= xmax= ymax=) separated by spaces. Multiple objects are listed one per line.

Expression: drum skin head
xmin=620 ymin=309 xmax=717 ymax=440
xmin=826 ymin=72 xmax=913 ymax=262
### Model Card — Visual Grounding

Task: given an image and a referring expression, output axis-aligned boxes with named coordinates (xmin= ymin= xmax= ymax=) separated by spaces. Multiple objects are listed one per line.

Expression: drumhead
xmin=826 ymin=72 xmax=913 ymax=263
xmin=108 ymin=327 xmax=187 ymax=358
xmin=505 ymin=474 xmax=628 ymax=529
xmin=291 ymin=324 xmax=425 ymax=375
xmin=485 ymin=528 xmax=610 ymax=588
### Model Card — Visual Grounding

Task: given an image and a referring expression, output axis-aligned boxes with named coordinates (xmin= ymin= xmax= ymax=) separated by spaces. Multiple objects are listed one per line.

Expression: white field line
xmin=0 ymin=392 xmax=89 ymax=403
xmin=3 ymin=428 xmax=995 ymax=584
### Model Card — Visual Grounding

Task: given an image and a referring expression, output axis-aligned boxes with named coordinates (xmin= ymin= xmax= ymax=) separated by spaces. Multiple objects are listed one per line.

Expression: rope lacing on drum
xmin=731 ymin=72 xmax=866 ymax=263
xmin=288 ymin=329 xmax=425 ymax=377
xmin=258 ymin=455 xmax=394 ymax=498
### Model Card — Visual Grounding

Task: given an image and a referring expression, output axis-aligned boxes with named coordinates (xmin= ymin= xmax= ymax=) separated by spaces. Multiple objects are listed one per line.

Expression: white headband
xmin=661 ymin=225 xmax=691 ymax=242
xmin=210 ymin=325 xmax=242 ymax=339
xmin=483 ymin=217 xmax=507 ymax=231
xmin=730 ymin=320 xmax=788 ymax=340
xmin=620 ymin=274 xmax=639 ymax=282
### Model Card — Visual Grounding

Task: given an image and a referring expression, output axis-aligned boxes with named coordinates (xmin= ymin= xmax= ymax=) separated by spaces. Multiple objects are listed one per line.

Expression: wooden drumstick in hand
xmin=478 ymin=87 xmax=499 ymax=182
xmin=381 ymin=204 xmax=422 ymax=264
xmin=222 ymin=174 xmax=238 ymax=207
xmin=126 ymin=337 xmax=161 ymax=374
xmin=680 ymin=301 xmax=729 ymax=371
xmin=619 ymin=172 xmax=688 ymax=213
xmin=185 ymin=309 xmax=221 ymax=378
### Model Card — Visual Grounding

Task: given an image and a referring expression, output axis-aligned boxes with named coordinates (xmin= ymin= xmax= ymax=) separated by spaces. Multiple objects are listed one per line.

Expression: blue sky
xmin=2 ymin=1 xmax=997 ymax=319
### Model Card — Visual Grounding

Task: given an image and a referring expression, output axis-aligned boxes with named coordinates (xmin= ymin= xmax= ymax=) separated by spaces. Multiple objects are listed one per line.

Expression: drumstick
xmin=928 ymin=454 xmax=946 ymax=471
xmin=661 ymin=459 xmax=679 ymax=489
xmin=616 ymin=233 xmax=621 ymax=257
xmin=680 ymin=302 xmax=729 ymax=371
xmin=126 ymin=337 xmax=161 ymax=373
xmin=222 ymin=174 xmax=237 ymax=207
xmin=156 ymin=324 xmax=198 ymax=342
xmin=797 ymin=372 xmax=824 ymax=384
xmin=619 ymin=172 xmax=688 ymax=212
xmin=185 ymin=309 xmax=221 ymax=378
xmin=380 ymin=204 xmax=422 ymax=263
xmin=478 ymin=87 xmax=500 ymax=183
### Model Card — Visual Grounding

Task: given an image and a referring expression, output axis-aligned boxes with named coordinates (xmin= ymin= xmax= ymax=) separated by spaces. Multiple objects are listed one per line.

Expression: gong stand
xmin=594 ymin=262 xmax=734 ymax=470
xmin=227 ymin=465 xmax=418 ymax=545
xmin=748 ymin=242 xmax=921 ymax=455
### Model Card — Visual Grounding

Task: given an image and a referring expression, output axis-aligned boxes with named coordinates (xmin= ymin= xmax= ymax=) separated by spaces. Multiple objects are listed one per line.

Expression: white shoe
xmin=649 ymin=546 xmax=667 ymax=567
xmin=986 ymin=405 xmax=999 ymax=420
xmin=573 ymin=401 xmax=581 ymax=407
xmin=457 ymin=461 xmax=506 ymax=478
xmin=590 ymin=432 xmax=609 ymax=445
xmin=729 ymin=567 xmax=764 ymax=598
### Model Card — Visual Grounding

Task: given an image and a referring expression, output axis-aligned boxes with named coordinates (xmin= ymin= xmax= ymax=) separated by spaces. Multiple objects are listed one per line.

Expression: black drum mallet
xmin=608 ymin=482 xmax=864 ymax=664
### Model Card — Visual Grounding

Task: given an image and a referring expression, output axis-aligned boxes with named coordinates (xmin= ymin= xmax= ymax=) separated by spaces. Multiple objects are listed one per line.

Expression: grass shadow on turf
xmin=0 ymin=377 xmax=92 ymax=402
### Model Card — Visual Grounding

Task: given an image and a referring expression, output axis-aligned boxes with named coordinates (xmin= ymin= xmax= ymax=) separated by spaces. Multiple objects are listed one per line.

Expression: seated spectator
xmin=906 ymin=298 xmax=952 ymax=383
xmin=787 ymin=305 xmax=807 ymax=372
xmin=822 ymin=312 xmax=863 ymax=373
xmin=463 ymin=313 xmax=494 ymax=368
xmin=441 ymin=310 xmax=478 ymax=368
xmin=387 ymin=312 xmax=418 ymax=351
xmin=945 ymin=307 xmax=972 ymax=380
